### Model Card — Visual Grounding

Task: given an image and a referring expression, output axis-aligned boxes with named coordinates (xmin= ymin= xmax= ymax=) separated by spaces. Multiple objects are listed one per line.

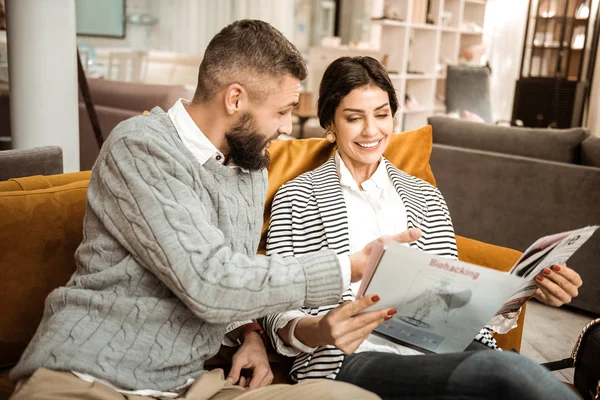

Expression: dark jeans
xmin=335 ymin=350 xmax=578 ymax=400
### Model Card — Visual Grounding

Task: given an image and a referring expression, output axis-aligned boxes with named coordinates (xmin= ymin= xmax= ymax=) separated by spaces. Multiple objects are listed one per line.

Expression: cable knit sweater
xmin=10 ymin=108 xmax=343 ymax=391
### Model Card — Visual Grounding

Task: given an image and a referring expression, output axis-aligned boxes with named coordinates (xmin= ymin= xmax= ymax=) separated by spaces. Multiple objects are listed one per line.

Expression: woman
xmin=260 ymin=56 xmax=582 ymax=400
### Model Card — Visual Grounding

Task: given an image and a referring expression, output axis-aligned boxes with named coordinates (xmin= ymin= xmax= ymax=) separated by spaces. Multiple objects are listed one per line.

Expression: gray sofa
xmin=428 ymin=116 xmax=600 ymax=315
xmin=0 ymin=146 xmax=63 ymax=181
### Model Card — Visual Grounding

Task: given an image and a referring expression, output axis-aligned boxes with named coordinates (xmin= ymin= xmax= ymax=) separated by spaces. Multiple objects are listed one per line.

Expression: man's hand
xmin=294 ymin=295 xmax=395 ymax=354
xmin=534 ymin=263 xmax=582 ymax=307
xmin=226 ymin=332 xmax=273 ymax=390
xmin=349 ymin=228 xmax=422 ymax=282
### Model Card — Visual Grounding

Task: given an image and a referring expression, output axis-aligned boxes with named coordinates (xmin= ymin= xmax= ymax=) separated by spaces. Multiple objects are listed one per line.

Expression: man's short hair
xmin=193 ymin=20 xmax=307 ymax=103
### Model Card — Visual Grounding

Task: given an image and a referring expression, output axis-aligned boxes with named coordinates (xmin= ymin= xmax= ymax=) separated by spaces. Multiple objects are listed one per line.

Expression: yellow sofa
xmin=0 ymin=126 xmax=525 ymax=398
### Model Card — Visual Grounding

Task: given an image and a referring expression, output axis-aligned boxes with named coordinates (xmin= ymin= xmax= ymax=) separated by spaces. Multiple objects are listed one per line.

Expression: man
xmin=9 ymin=20 xmax=418 ymax=400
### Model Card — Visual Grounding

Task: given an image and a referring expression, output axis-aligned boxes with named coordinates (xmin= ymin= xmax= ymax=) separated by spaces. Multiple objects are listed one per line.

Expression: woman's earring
xmin=326 ymin=130 xmax=336 ymax=143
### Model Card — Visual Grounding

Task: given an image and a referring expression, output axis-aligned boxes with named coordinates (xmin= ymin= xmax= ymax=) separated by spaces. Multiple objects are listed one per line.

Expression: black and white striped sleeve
xmin=266 ymin=184 xmax=295 ymax=258
xmin=435 ymin=187 xmax=459 ymax=260
xmin=259 ymin=185 xmax=312 ymax=357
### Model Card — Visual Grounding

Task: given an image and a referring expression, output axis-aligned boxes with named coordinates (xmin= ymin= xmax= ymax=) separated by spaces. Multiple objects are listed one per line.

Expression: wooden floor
xmin=520 ymin=300 xmax=596 ymax=383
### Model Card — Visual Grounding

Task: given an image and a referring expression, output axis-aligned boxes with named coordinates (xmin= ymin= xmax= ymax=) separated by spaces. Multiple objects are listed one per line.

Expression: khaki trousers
xmin=10 ymin=368 xmax=380 ymax=400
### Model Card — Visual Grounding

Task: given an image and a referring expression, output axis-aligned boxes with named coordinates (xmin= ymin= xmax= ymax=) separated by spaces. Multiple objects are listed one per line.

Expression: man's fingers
xmin=248 ymin=365 xmax=270 ymax=390
xmin=226 ymin=356 xmax=243 ymax=385
xmin=259 ymin=369 xmax=274 ymax=388
xmin=265 ymin=371 xmax=275 ymax=387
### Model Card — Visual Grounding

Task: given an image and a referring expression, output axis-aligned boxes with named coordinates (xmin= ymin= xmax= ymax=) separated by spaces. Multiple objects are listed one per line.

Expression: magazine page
xmin=495 ymin=225 xmax=598 ymax=317
xmin=358 ymin=242 xmax=524 ymax=353
xmin=510 ymin=226 xmax=598 ymax=278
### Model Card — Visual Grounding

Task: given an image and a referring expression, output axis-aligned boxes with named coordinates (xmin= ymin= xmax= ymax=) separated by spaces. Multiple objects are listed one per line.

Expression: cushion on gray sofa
xmin=428 ymin=116 xmax=590 ymax=164
xmin=582 ymin=136 xmax=600 ymax=168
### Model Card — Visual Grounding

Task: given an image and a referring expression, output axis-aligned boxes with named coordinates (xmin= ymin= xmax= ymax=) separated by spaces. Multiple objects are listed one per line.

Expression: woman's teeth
xmin=357 ymin=140 xmax=380 ymax=148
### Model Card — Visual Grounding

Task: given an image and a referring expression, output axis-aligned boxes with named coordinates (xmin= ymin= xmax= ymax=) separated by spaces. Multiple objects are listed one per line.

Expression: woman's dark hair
xmin=317 ymin=56 xmax=398 ymax=129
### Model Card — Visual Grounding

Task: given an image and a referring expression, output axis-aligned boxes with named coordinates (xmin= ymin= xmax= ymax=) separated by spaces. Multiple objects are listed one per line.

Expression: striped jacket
xmin=259 ymin=155 xmax=497 ymax=381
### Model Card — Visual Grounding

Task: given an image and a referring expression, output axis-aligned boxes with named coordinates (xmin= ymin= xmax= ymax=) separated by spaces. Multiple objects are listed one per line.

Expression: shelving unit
xmin=520 ymin=0 xmax=593 ymax=81
xmin=370 ymin=0 xmax=488 ymax=131
xmin=512 ymin=0 xmax=599 ymax=128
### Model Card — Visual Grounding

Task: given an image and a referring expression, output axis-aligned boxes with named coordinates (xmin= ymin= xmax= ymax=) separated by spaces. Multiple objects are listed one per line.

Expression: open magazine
xmin=356 ymin=226 xmax=598 ymax=354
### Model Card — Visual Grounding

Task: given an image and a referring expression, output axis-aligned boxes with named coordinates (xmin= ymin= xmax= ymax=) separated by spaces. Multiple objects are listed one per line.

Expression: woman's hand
xmin=349 ymin=228 xmax=422 ymax=282
xmin=534 ymin=263 xmax=582 ymax=307
xmin=294 ymin=295 xmax=395 ymax=354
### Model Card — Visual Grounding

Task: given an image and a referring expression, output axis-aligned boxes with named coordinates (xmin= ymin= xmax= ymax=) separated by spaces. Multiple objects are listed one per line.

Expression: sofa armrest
xmin=456 ymin=235 xmax=522 ymax=271
xmin=456 ymin=235 xmax=526 ymax=352
xmin=0 ymin=171 xmax=92 ymax=192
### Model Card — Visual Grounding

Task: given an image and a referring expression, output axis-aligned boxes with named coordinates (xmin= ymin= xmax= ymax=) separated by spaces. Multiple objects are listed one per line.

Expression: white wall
xmin=484 ymin=0 xmax=529 ymax=123
xmin=75 ymin=0 xmax=295 ymax=55
xmin=148 ymin=0 xmax=294 ymax=55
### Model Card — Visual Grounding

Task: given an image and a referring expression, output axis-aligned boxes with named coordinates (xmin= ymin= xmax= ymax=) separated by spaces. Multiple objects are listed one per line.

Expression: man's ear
xmin=224 ymin=83 xmax=245 ymax=116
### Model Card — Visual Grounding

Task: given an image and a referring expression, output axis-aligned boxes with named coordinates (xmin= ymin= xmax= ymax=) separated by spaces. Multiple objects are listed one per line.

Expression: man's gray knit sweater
xmin=10 ymin=108 xmax=343 ymax=390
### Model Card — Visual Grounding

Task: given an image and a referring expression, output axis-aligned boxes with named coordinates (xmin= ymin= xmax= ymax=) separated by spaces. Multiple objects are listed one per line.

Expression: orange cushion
xmin=0 ymin=180 xmax=88 ymax=367
xmin=0 ymin=171 xmax=92 ymax=193
xmin=41 ymin=171 xmax=92 ymax=188
xmin=0 ymin=176 xmax=52 ymax=192
xmin=260 ymin=125 xmax=435 ymax=252
xmin=456 ymin=236 xmax=522 ymax=272
xmin=455 ymin=236 xmax=524 ymax=351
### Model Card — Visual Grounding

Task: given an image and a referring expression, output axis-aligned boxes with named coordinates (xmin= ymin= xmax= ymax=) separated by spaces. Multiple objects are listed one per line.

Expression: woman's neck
xmin=338 ymin=151 xmax=380 ymax=188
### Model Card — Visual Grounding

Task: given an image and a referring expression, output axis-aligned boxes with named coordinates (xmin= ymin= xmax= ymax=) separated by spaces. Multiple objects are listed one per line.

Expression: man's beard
xmin=225 ymin=112 xmax=277 ymax=171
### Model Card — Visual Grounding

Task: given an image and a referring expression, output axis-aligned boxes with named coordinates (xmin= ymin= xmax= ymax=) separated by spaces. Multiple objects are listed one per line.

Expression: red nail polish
xmin=372 ymin=295 xmax=380 ymax=302
xmin=543 ymin=268 xmax=552 ymax=275
xmin=536 ymin=275 xmax=544 ymax=281
xmin=387 ymin=309 xmax=397 ymax=316
xmin=384 ymin=315 xmax=393 ymax=321
xmin=552 ymin=265 xmax=561 ymax=272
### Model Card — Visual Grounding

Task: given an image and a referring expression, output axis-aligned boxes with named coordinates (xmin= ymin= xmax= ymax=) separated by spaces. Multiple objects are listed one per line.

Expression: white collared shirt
xmin=168 ymin=98 xmax=248 ymax=173
xmin=335 ymin=152 xmax=421 ymax=356
xmin=168 ymin=98 xmax=225 ymax=165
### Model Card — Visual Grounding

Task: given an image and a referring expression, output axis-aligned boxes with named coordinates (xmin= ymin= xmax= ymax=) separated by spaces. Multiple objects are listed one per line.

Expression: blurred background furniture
xmin=0 ymin=146 xmax=63 ymax=181
xmin=292 ymin=92 xmax=319 ymax=139
xmin=92 ymin=48 xmax=202 ymax=86
xmin=513 ymin=0 xmax=600 ymax=128
xmin=78 ymin=78 xmax=193 ymax=170
xmin=368 ymin=0 xmax=489 ymax=131
xmin=76 ymin=44 xmax=96 ymax=74
xmin=0 ymin=87 xmax=9 ymax=151
xmin=445 ymin=65 xmax=493 ymax=123
xmin=107 ymin=49 xmax=149 ymax=82
xmin=428 ymin=116 xmax=600 ymax=315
